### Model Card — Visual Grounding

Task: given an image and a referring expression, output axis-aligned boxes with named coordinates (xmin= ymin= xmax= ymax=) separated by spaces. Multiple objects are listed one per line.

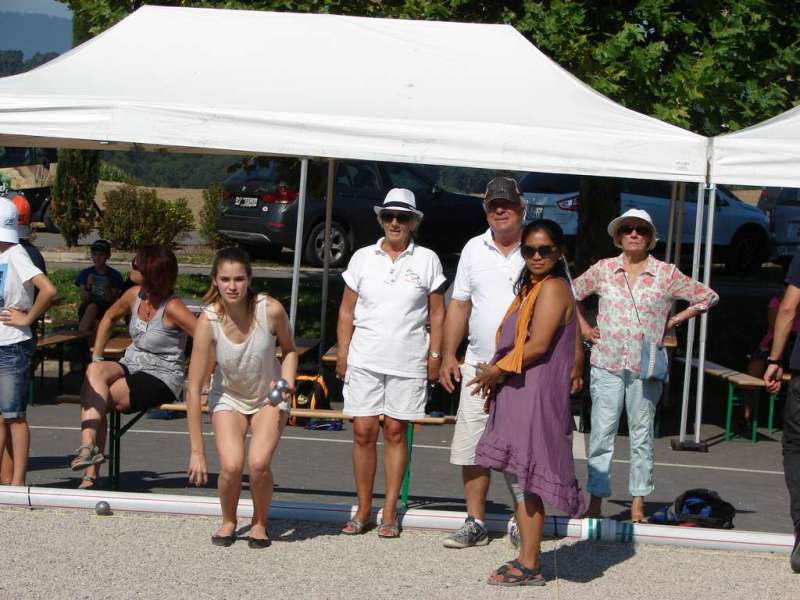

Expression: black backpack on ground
xmin=651 ymin=488 xmax=736 ymax=529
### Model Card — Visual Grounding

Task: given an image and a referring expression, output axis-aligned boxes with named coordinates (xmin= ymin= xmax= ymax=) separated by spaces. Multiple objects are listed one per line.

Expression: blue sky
xmin=1 ymin=0 xmax=72 ymax=19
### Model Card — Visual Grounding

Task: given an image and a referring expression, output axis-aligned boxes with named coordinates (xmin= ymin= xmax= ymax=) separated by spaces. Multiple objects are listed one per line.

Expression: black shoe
xmin=248 ymin=536 xmax=272 ymax=549
xmin=211 ymin=533 xmax=236 ymax=547
xmin=791 ymin=530 xmax=800 ymax=573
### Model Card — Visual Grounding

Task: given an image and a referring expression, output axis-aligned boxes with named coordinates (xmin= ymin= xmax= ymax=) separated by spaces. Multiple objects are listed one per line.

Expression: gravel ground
xmin=1 ymin=506 xmax=796 ymax=600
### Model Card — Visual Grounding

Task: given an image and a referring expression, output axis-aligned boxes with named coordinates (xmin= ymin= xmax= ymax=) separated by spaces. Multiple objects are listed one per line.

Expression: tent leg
xmin=691 ymin=184 xmax=717 ymax=448
xmin=664 ymin=181 xmax=677 ymax=264
xmin=672 ymin=182 xmax=707 ymax=452
xmin=289 ymin=158 xmax=309 ymax=332
xmin=317 ymin=159 xmax=336 ymax=366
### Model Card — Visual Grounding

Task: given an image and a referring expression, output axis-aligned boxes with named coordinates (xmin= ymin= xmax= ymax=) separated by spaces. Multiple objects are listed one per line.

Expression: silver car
xmin=519 ymin=173 xmax=770 ymax=275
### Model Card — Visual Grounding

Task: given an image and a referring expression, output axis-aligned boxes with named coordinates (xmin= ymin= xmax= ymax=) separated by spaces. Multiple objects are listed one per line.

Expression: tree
xmin=52 ymin=147 xmax=99 ymax=245
xmin=52 ymin=2 xmax=106 ymax=245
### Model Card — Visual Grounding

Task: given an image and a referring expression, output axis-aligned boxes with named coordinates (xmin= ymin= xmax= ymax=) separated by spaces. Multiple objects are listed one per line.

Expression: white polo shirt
xmin=451 ymin=228 xmax=523 ymax=365
xmin=343 ymin=239 xmax=447 ymax=378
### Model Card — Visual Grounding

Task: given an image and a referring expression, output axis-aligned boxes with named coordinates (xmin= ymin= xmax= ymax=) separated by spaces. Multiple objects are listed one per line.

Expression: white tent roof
xmin=712 ymin=104 xmax=800 ymax=187
xmin=0 ymin=5 xmax=708 ymax=182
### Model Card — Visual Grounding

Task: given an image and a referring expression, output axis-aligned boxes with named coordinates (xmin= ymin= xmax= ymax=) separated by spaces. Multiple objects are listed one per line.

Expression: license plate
xmin=234 ymin=196 xmax=258 ymax=208
xmin=526 ymin=206 xmax=543 ymax=220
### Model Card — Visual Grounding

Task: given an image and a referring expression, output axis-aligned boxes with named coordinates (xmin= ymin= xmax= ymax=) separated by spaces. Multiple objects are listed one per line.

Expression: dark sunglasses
xmin=618 ymin=224 xmax=651 ymax=236
xmin=520 ymin=244 xmax=557 ymax=259
xmin=380 ymin=211 xmax=414 ymax=224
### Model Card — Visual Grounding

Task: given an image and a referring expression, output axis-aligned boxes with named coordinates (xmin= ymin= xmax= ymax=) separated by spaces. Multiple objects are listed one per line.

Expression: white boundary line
xmin=30 ymin=425 xmax=785 ymax=475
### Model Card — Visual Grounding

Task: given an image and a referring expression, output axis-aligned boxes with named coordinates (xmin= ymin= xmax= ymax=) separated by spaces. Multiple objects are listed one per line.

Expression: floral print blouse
xmin=572 ymin=254 xmax=719 ymax=374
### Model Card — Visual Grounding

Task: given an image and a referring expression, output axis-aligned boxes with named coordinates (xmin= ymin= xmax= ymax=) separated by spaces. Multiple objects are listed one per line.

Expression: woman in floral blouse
xmin=573 ymin=208 xmax=719 ymax=522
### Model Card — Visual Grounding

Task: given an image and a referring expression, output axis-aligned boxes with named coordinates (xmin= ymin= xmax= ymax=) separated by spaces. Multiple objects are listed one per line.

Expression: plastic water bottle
xmin=268 ymin=379 xmax=289 ymax=406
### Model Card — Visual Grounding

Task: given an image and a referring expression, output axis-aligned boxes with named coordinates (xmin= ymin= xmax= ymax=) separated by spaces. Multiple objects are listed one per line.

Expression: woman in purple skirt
xmin=469 ymin=219 xmax=585 ymax=587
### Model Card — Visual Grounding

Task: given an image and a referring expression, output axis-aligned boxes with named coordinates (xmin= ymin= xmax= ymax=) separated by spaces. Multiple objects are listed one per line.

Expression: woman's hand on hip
xmin=187 ymin=452 xmax=208 ymax=487
xmin=582 ymin=324 xmax=600 ymax=343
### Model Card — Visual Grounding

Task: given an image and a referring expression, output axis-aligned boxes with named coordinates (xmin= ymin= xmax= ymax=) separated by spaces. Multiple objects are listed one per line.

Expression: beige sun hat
xmin=607 ymin=208 xmax=657 ymax=251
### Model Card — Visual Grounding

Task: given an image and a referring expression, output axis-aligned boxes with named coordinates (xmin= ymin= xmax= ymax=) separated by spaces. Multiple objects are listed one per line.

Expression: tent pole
xmin=289 ymin=158 xmax=309 ymax=332
xmin=692 ymin=184 xmax=717 ymax=447
xmin=673 ymin=182 xmax=707 ymax=451
xmin=673 ymin=182 xmax=686 ymax=268
xmin=317 ymin=159 xmax=336 ymax=366
xmin=665 ymin=182 xmax=678 ymax=264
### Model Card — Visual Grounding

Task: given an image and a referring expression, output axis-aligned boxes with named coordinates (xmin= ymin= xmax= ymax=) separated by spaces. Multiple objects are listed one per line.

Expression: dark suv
xmin=217 ymin=158 xmax=487 ymax=267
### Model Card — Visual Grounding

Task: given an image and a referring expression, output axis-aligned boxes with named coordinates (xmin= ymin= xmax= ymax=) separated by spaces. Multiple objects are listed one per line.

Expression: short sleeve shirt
xmin=451 ymin=229 xmax=524 ymax=365
xmin=573 ymin=254 xmax=719 ymax=373
xmin=0 ymin=244 xmax=43 ymax=345
xmin=343 ymin=239 xmax=447 ymax=378
xmin=75 ymin=266 xmax=124 ymax=304
xmin=785 ymin=252 xmax=800 ymax=370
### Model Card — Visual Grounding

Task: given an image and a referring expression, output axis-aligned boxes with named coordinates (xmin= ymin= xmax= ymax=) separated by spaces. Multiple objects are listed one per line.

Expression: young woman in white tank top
xmin=186 ymin=248 xmax=298 ymax=549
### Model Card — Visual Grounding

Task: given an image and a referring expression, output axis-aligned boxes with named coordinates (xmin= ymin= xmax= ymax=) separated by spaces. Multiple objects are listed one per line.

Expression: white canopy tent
xmin=712 ymin=104 xmax=800 ymax=188
xmin=0 ymin=5 xmax=708 ymax=179
xmin=0 ymin=5 xmax=716 ymax=442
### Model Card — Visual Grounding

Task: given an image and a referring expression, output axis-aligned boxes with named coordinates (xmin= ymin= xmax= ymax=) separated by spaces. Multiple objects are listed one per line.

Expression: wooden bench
xmin=676 ymin=357 xmax=789 ymax=442
xmin=35 ymin=329 xmax=92 ymax=391
xmin=54 ymin=394 xmax=454 ymax=507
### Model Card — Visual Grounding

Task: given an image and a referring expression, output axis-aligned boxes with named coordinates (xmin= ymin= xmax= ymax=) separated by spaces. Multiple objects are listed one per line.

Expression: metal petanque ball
xmin=268 ymin=379 xmax=289 ymax=406
xmin=95 ymin=501 xmax=112 ymax=516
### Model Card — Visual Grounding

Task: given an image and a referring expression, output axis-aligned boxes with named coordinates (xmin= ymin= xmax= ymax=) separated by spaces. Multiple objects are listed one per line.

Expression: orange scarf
xmin=494 ymin=275 xmax=551 ymax=375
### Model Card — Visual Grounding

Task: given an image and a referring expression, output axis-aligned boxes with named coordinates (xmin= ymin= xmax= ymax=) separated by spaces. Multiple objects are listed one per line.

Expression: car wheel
xmin=303 ymin=221 xmax=351 ymax=268
xmin=725 ymin=229 xmax=766 ymax=276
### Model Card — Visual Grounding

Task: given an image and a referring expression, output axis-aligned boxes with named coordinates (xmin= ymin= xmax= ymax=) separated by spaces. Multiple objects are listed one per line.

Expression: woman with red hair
xmin=69 ymin=245 xmax=196 ymax=488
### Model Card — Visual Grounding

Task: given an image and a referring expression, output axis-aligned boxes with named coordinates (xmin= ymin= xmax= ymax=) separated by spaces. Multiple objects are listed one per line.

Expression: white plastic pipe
xmin=0 ymin=487 xmax=792 ymax=555
xmin=693 ymin=184 xmax=718 ymax=444
xmin=289 ymin=157 xmax=309 ymax=331
xmin=678 ymin=183 xmax=708 ymax=443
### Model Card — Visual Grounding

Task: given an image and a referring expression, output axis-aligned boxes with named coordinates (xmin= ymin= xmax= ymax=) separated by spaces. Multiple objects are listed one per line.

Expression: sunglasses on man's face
xmin=520 ymin=244 xmax=556 ymax=259
xmin=380 ymin=211 xmax=414 ymax=225
xmin=618 ymin=224 xmax=651 ymax=236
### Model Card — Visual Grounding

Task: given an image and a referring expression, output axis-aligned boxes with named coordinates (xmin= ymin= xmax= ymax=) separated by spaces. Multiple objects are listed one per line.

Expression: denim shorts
xmin=0 ymin=339 xmax=34 ymax=419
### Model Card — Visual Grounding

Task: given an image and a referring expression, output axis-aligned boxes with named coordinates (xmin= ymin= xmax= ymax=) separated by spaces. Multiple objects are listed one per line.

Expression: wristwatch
xmin=766 ymin=357 xmax=783 ymax=367
xmin=429 ymin=351 xmax=441 ymax=359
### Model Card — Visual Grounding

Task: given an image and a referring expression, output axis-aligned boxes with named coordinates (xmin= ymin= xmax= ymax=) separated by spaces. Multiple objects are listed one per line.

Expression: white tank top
xmin=204 ymin=294 xmax=285 ymax=414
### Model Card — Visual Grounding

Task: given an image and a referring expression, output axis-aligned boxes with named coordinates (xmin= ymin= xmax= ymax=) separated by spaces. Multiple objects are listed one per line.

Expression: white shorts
xmin=343 ymin=366 xmax=427 ymax=421
xmin=449 ymin=363 xmax=490 ymax=466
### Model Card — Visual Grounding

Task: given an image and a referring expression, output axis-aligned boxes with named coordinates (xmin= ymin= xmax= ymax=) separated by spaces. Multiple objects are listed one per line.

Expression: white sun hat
xmin=607 ymin=208 xmax=657 ymax=250
xmin=373 ymin=188 xmax=424 ymax=219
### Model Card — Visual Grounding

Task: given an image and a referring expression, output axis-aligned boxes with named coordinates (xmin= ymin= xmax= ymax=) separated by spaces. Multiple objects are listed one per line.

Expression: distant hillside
xmin=0 ymin=12 xmax=71 ymax=58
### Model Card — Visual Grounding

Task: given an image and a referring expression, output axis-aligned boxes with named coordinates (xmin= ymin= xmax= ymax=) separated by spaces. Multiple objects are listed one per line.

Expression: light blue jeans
xmin=587 ymin=366 xmax=662 ymax=498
